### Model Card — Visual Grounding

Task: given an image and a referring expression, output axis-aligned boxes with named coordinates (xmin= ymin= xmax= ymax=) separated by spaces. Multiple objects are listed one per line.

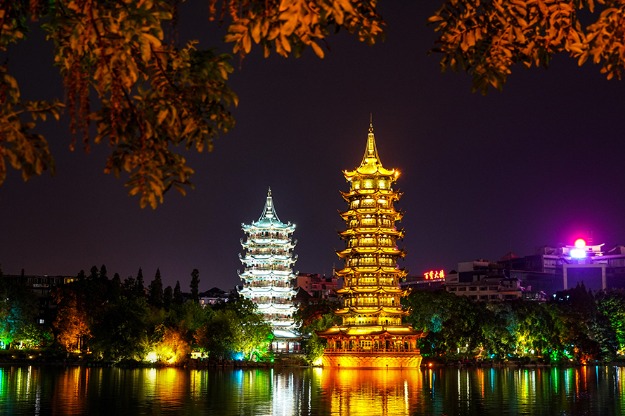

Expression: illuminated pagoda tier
xmin=318 ymin=121 xmax=425 ymax=368
xmin=238 ymin=188 xmax=300 ymax=351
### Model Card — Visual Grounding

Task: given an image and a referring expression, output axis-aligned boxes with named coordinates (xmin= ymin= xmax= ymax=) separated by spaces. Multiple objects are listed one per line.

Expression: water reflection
xmin=320 ymin=368 xmax=421 ymax=415
xmin=1 ymin=365 xmax=625 ymax=415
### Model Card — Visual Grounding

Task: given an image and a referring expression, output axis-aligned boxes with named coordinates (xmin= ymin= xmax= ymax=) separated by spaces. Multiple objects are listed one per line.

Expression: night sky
xmin=3 ymin=3 xmax=625 ymax=292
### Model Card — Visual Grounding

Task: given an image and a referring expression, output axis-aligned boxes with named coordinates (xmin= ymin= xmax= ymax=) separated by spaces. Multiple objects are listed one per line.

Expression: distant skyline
xmin=3 ymin=3 xmax=625 ymax=291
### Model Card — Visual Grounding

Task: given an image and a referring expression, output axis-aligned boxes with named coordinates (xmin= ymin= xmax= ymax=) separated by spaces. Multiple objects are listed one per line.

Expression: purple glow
xmin=570 ymin=248 xmax=587 ymax=259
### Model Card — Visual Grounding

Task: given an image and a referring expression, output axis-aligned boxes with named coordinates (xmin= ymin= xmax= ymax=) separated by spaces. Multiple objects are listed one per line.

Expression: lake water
xmin=1 ymin=365 xmax=624 ymax=415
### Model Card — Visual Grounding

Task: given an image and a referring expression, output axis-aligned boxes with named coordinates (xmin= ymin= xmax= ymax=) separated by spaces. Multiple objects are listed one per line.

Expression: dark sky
xmin=3 ymin=3 xmax=625 ymax=292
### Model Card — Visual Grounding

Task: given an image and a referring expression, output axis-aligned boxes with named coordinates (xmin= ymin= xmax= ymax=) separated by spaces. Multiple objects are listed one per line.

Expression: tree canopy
xmin=0 ymin=0 xmax=382 ymax=208
xmin=2 ymin=0 xmax=624 ymax=207
xmin=429 ymin=0 xmax=625 ymax=93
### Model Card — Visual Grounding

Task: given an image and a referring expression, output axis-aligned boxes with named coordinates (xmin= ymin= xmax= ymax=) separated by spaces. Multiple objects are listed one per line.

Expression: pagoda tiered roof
xmin=336 ymin=247 xmax=405 ymax=258
xmin=340 ymin=188 xmax=400 ymax=199
xmin=241 ymin=188 xmax=295 ymax=232
xmin=241 ymin=239 xmax=296 ymax=249
xmin=343 ymin=124 xmax=399 ymax=179
xmin=333 ymin=306 xmax=407 ymax=316
xmin=318 ymin=324 xmax=421 ymax=337
xmin=334 ymin=265 xmax=406 ymax=275
xmin=335 ymin=286 xmax=404 ymax=294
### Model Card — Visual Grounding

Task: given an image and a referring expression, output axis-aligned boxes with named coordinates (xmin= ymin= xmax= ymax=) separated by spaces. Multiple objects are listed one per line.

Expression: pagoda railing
xmin=245 ymin=282 xmax=294 ymax=288
xmin=323 ymin=347 xmax=421 ymax=354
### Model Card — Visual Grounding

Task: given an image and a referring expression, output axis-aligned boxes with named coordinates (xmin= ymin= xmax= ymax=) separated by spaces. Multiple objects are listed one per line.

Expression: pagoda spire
xmin=360 ymin=116 xmax=382 ymax=168
xmin=344 ymin=119 xmax=397 ymax=178
xmin=259 ymin=187 xmax=280 ymax=222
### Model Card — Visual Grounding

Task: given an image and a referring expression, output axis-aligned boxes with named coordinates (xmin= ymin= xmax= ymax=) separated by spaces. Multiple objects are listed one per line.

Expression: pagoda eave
xmin=318 ymin=325 xmax=424 ymax=338
xmin=343 ymin=165 xmax=398 ymax=178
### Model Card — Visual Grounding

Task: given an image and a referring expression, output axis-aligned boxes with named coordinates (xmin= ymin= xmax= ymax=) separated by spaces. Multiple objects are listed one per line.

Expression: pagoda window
xmin=378 ymin=179 xmax=387 ymax=189
xmin=363 ymin=179 xmax=373 ymax=189
xmin=362 ymin=219 xmax=375 ymax=227
xmin=362 ymin=198 xmax=375 ymax=208
xmin=353 ymin=180 xmax=361 ymax=190
xmin=351 ymin=200 xmax=360 ymax=209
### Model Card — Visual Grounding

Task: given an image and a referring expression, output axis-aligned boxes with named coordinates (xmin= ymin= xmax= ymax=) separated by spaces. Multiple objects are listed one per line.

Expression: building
xmin=318 ymin=121 xmax=424 ymax=368
xmin=296 ymin=273 xmax=341 ymax=300
xmin=445 ymin=260 xmax=524 ymax=301
xmin=400 ymin=269 xmax=446 ymax=292
xmin=198 ymin=287 xmax=230 ymax=307
xmin=1 ymin=273 xmax=76 ymax=325
xmin=499 ymin=239 xmax=625 ymax=295
xmin=238 ymin=188 xmax=300 ymax=352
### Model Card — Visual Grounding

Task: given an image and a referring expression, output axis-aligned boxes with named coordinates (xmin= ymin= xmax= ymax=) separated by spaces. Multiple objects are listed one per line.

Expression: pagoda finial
xmin=260 ymin=187 xmax=280 ymax=222
xmin=361 ymin=116 xmax=381 ymax=167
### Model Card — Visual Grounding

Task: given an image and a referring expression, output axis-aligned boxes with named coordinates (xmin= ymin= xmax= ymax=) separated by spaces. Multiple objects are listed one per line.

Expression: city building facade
xmin=318 ymin=122 xmax=424 ymax=368
xmin=296 ymin=273 xmax=341 ymax=300
xmin=499 ymin=239 xmax=625 ymax=296
xmin=444 ymin=260 xmax=524 ymax=301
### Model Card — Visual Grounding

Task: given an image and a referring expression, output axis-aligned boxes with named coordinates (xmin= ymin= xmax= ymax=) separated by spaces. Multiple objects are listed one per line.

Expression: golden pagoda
xmin=318 ymin=121 xmax=424 ymax=368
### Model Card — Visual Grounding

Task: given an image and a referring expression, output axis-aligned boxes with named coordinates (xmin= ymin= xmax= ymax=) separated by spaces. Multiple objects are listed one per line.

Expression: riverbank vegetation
xmin=2 ymin=265 xmax=625 ymax=367
xmin=1 ymin=265 xmax=273 ymax=366
xmin=402 ymin=285 xmax=625 ymax=365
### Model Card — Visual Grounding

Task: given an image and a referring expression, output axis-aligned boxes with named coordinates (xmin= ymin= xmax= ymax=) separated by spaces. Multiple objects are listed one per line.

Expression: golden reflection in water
xmin=320 ymin=368 xmax=422 ymax=416
xmin=189 ymin=369 xmax=207 ymax=400
xmin=141 ymin=367 xmax=185 ymax=402
xmin=54 ymin=367 xmax=89 ymax=413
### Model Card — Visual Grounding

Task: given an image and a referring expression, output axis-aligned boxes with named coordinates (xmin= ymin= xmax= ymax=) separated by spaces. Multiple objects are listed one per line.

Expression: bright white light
xmin=571 ymin=238 xmax=587 ymax=258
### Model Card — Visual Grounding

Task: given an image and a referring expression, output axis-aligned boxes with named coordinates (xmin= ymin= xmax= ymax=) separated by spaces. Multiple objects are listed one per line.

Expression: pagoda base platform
xmin=321 ymin=351 xmax=422 ymax=369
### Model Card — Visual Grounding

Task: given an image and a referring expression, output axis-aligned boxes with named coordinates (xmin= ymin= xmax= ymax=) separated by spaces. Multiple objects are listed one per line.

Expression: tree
xmin=99 ymin=264 xmax=109 ymax=282
xmin=596 ymin=290 xmax=625 ymax=355
xmin=89 ymin=265 xmax=99 ymax=280
xmin=135 ymin=268 xmax=145 ymax=297
xmin=149 ymin=268 xmax=164 ymax=308
xmin=110 ymin=273 xmax=122 ymax=301
xmin=190 ymin=269 xmax=200 ymax=303
xmin=53 ymin=289 xmax=91 ymax=352
xmin=0 ymin=0 xmax=383 ymax=208
xmin=173 ymin=281 xmax=183 ymax=305
xmin=303 ymin=312 xmax=339 ymax=364
xmin=429 ymin=0 xmax=625 ymax=93
xmin=90 ymin=294 xmax=151 ymax=361
xmin=0 ymin=275 xmax=40 ymax=349
xmin=152 ymin=326 xmax=191 ymax=364
xmin=163 ymin=286 xmax=173 ymax=310
xmin=196 ymin=298 xmax=272 ymax=361
xmin=403 ymin=290 xmax=484 ymax=359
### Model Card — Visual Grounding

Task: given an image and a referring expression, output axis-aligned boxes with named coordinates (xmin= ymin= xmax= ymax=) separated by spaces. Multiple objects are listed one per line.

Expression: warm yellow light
xmin=146 ymin=351 xmax=158 ymax=363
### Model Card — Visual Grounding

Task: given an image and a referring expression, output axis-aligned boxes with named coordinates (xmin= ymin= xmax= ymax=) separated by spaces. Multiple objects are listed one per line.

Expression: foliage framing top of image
xmin=0 ymin=0 xmax=383 ymax=208
xmin=429 ymin=0 xmax=625 ymax=93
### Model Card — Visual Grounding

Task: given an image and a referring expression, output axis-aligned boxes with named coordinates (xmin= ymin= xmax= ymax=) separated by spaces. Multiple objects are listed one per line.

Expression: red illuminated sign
xmin=423 ymin=270 xmax=445 ymax=280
